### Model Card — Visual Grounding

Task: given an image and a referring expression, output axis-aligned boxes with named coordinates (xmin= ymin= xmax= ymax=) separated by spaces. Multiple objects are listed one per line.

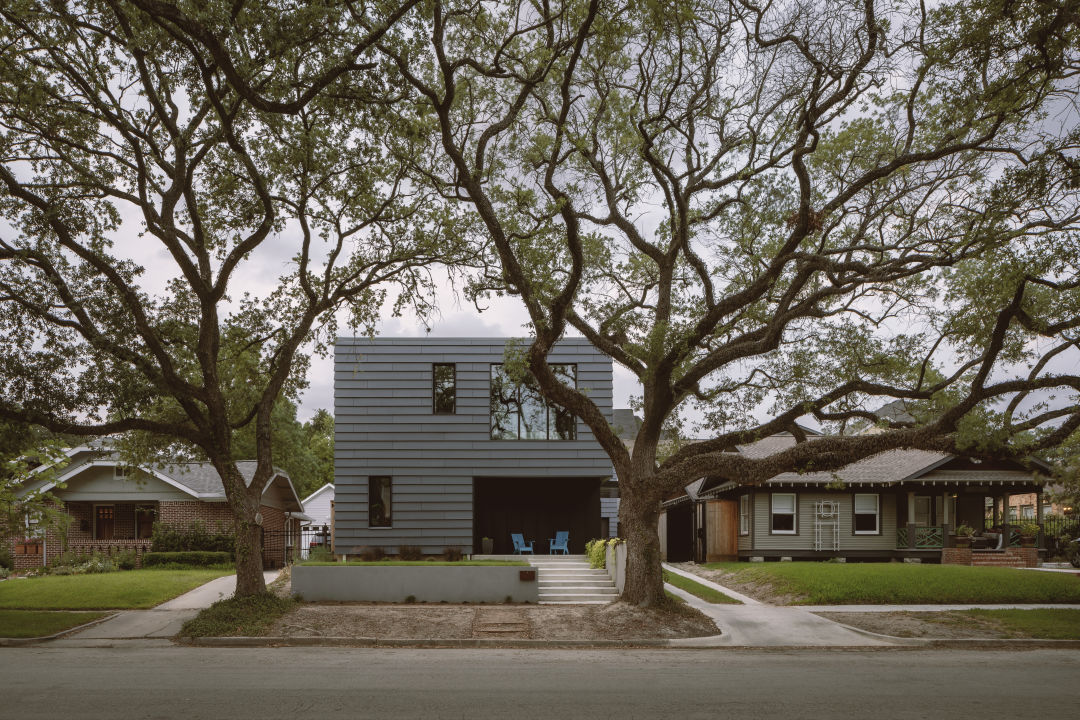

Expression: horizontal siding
xmin=751 ymin=491 xmax=898 ymax=552
xmin=334 ymin=338 xmax=614 ymax=551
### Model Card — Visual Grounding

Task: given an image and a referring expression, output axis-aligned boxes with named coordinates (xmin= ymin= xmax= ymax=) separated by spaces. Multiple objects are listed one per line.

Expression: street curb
xmin=0 ymin=612 xmax=120 ymax=647
xmin=181 ymin=636 xmax=673 ymax=649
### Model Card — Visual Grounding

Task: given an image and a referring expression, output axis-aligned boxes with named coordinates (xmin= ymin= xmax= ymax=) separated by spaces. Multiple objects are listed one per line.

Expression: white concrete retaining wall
xmin=292 ymin=565 xmax=539 ymax=603
xmin=605 ymin=543 xmax=626 ymax=595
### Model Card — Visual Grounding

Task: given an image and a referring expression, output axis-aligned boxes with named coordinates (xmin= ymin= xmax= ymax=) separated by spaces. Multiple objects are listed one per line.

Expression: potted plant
xmin=954 ymin=524 xmax=975 ymax=548
xmin=1018 ymin=522 xmax=1040 ymax=547
xmin=481 ymin=537 xmax=494 ymax=555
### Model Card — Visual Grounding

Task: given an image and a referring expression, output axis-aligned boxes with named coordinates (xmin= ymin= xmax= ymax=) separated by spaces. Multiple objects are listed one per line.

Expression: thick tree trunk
xmin=619 ymin=492 xmax=666 ymax=606
xmin=233 ymin=515 xmax=266 ymax=597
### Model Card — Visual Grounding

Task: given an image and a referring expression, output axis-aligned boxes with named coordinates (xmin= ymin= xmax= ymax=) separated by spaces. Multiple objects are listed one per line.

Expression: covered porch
xmin=892 ymin=479 xmax=1046 ymax=567
xmin=473 ymin=476 xmax=602 ymax=555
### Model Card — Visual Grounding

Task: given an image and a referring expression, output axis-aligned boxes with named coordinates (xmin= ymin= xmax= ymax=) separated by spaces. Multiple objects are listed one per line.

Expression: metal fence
xmin=300 ymin=526 xmax=332 ymax=559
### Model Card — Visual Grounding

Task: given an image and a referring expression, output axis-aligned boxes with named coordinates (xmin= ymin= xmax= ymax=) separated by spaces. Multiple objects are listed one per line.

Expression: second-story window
xmin=490 ymin=364 xmax=577 ymax=440
xmin=433 ymin=363 xmax=456 ymax=414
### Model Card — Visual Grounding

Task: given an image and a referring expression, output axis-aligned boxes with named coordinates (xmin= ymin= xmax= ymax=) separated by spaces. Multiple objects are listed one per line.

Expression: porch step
xmin=529 ymin=556 xmax=618 ymax=604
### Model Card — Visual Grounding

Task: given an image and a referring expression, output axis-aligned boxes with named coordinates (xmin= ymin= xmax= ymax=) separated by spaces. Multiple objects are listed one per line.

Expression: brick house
xmin=7 ymin=445 xmax=306 ymax=570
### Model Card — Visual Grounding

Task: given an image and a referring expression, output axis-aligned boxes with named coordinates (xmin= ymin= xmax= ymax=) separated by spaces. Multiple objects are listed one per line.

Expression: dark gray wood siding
xmin=334 ymin=337 xmax=614 ymax=553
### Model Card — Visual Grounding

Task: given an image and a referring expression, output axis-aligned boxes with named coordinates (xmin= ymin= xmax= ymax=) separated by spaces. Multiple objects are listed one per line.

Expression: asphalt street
xmin=2 ymin=646 xmax=1077 ymax=719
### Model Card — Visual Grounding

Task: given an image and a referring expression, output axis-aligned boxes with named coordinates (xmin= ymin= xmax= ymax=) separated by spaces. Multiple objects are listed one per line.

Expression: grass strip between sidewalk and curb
xmin=0 ymin=569 xmax=235 ymax=610
xmin=297 ymin=560 xmax=529 ymax=566
xmin=181 ymin=593 xmax=299 ymax=638
xmin=963 ymin=608 xmax=1080 ymax=639
xmin=0 ymin=610 xmax=109 ymax=638
xmin=663 ymin=569 xmax=741 ymax=604
xmin=702 ymin=562 xmax=1080 ymax=605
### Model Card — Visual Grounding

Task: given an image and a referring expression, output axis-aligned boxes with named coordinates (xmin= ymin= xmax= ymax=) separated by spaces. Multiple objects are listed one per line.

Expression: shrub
xmin=0 ymin=547 xmax=12 ymax=571
xmin=142 ymin=551 xmax=233 ymax=567
xmin=151 ymin=520 xmax=235 ymax=554
xmin=398 ymin=545 xmax=423 ymax=561
xmin=442 ymin=546 xmax=464 ymax=562
xmin=358 ymin=546 xmax=385 ymax=562
xmin=0 ymin=567 xmax=10 ymax=579
xmin=114 ymin=550 xmax=138 ymax=570
xmin=585 ymin=539 xmax=607 ymax=569
xmin=48 ymin=551 xmax=116 ymax=575
xmin=1019 ymin=523 xmax=1041 ymax=538
xmin=307 ymin=546 xmax=334 ymax=563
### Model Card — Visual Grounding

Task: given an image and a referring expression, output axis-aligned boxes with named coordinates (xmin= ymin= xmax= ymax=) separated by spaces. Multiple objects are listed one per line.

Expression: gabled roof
xmin=302 ymin=483 xmax=335 ymax=506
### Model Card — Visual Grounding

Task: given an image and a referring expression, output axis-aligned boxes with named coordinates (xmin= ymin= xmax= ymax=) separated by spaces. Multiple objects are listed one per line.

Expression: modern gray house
xmin=333 ymin=337 xmax=614 ymax=555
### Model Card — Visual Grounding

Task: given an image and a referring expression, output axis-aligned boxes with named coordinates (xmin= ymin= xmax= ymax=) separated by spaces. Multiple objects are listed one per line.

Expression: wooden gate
xmin=705 ymin=500 xmax=738 ymax=561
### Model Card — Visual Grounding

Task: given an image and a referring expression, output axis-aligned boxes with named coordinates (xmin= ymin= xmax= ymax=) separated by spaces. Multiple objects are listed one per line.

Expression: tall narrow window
xmin=770 ymin=493 xmax=796 ymax=534
xmin=489 ymin=364 xmax=577 ymax=440
xmin=433 ymin=363 xmax=456 ymax=414
xmin=136 ymin=504 xmax=156 ymax=539
xmin=739 ymin=494 xmax=750 ymax=535
xmin=368 ymin=476 xmax=392 ymax=527
xmin=95 ymin=505 xmax=115 ymax=540
xmin=853 ymin=494 xmax=880 ymax=534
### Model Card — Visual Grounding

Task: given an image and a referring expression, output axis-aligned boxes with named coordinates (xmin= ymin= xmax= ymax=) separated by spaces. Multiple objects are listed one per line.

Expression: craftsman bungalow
xmin=661 ymin=430 xmax=1048 ymax=568
xmin=6 ymin=444 xmax=306 ymax=570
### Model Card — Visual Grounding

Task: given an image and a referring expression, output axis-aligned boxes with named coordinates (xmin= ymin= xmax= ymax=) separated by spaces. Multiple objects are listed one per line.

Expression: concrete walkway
xmin=48 ymin=570 xmax=280 ymax=647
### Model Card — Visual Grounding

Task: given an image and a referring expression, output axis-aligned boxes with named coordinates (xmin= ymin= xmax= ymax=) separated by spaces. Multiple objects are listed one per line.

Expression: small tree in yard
xmin=128 ymin=0 xmax=1079 ymax=605
xmin=0 ymin=2 xmax=470 ymax=595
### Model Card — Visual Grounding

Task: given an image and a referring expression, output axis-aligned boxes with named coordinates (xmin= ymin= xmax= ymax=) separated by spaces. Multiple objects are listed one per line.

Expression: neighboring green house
xmin=660 ymin=430 xmax=1048 ymax=568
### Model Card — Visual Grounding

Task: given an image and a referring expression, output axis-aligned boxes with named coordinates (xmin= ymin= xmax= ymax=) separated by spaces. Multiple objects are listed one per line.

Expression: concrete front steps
xmin=529 ymin=555 xmax=618 ymax=605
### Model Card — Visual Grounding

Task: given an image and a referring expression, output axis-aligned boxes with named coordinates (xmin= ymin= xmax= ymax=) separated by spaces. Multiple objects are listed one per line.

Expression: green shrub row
xmin=142 ymin=551 xmax=232 ymax=567
xmin=585 ymin=539 xmax=607 ymax=569
xmin=151 ymin=520 xmax=234 ymax=554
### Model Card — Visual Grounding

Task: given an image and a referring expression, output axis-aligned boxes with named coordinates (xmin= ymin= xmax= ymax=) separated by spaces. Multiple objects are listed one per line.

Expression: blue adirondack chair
xmin=549 ymin=530 xmax=570 ymax=555
xmin=511 ymin=533 xmax=534 ymax=554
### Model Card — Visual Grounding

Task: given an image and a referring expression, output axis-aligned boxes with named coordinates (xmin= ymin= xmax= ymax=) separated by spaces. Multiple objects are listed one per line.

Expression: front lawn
xmin=663 ymin=569 xmax=741 ymax=604
xmin=700 ymin=562 xmax=1080 ymax=605
xmin=0 ymin=569 xmax=232 ymax=610
xmin=0 ymin=610 xmax=109 ymax=638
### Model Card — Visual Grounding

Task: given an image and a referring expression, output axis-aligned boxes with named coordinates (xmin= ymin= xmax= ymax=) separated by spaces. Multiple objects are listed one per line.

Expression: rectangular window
xmin=433 ymin=363 xmax=456 ymax=414
xmin=914 ymin=496 xmax=932 ymax=526
xmin=739 ymin=494 xmax=750 ymax=536
xmin=135 ymin=504 xmax=155 ymax=540
xmin=489 ymin=364 xmax=577 ymax=440
xmin=368 ymin=476 xmax=392 ymax=528
xmin=853 ymin=493 xmax=880 ymax=534
xmin=95 ymin=505 xmax=115 ymax=540
xmin=114 ymin=464 xmax=129 ymax=479
xmin=770 ymin=493 xmax=796 ymax=534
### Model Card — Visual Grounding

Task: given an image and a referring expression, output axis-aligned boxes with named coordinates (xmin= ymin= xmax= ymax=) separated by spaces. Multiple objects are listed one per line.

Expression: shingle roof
xmin=610 ymin=409 xmax=642 ymax=441
xmin=156 ymin=461 xmax=262 ymax=497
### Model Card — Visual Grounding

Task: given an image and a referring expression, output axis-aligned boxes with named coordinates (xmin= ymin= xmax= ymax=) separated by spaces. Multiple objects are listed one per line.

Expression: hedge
xmin=142 ymin=551 xmax=232 ymax=567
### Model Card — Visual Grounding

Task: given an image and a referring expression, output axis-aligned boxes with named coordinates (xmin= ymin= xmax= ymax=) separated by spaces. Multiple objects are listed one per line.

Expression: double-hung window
xmin=739 ymin=494 xmax=750 ymax=535
xmin=770 ymin=493 xmax=796 ymax=534
xmin=853 ymin=493 xmax=880 ymax=534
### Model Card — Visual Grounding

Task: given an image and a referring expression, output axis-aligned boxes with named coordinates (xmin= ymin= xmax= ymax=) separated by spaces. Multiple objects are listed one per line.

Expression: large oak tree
xmin=128 ymin=0 xmax=1080 ymax=605
xmin=0 ymin=0 xmax=468 ymax=594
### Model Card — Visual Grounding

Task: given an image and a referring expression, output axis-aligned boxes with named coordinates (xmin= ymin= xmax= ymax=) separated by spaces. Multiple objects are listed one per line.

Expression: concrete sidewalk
xmin=48 ymin=570 xmax=280 ymax=647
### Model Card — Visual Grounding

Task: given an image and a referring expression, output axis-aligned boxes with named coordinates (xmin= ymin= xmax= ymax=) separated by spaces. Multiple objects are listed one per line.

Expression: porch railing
xmin=896 ymin=526 xmax=944 ymax=549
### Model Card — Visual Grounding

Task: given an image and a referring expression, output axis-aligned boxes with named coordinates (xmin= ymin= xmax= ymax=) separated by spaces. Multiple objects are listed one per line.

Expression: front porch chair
xmin=549 ymin=530 xmax=570 ymax=555
xmin=511 ymin=533 xmax=534 ymax=554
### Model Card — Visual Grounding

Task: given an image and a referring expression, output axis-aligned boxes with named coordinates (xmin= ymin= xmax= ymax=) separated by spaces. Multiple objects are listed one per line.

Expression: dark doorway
xmin=474 ymin=477 xmax=602 ymax=554
xmin=666 ymin=503 xmax=694 ymax=562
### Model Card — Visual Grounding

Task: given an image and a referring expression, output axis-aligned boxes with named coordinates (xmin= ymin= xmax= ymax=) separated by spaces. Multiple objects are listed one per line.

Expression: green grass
xmin=701 ymin=562 xmax=1080 ymax=605
xmin=0 ymin=568 xmax=233 ymax=610
xmin=964 ymin=609 xmax=1080 ymax=639
xmin=299 ymin=560 xmax=529 ymax=566
xmin=0 ymin=610 xmax=109 ymax=638
xmin=663 ymin=569 xmax=741 ymax=604
xmin=181 ymin=593 xmax=298 ymax=637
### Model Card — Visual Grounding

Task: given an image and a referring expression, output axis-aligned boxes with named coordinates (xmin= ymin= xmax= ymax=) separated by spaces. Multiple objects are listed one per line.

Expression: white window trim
xmin=114 ymin=464 xmax=129 ymax=479
xmin=770 ymin=492 xmax=797 ymax=535
xmin=739 ymin=494 xmax=750 ymax=536
xmin=853 ymin=493 xmax=880 ymax=535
